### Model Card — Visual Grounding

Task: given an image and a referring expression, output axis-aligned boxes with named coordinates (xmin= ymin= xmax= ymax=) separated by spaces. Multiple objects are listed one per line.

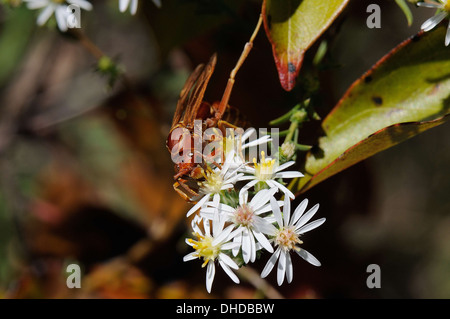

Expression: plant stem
xmin=269 ymin=104 xmax=300 ymax=126
xmin=237 ymin=266 xmax=284 ymax=299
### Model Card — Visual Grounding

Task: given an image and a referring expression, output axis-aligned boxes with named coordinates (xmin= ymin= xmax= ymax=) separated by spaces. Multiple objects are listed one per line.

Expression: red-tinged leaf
xmin=262 ymin=0 xmax=349 ymax=91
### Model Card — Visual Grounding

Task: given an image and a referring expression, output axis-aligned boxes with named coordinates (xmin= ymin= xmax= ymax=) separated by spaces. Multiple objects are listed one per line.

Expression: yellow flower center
xmin=441 ymin=0 xmax=450 ymax=12
xmin=52 ymin=0 xmax=65 ymax=4
xmin=253 ymin=151 xmax=276 ymax=181
xmin=275 ymin=226 xmax=303 ymax=252
xmin=188 ymin=233 xmax=220 ymax=267
xmin=198 ymin=167 xmax=223 ymax=194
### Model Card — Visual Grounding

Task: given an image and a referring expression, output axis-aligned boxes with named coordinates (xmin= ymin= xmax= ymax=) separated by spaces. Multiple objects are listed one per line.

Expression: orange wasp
xmin=166 ymin=15 xmax=263 ymax=202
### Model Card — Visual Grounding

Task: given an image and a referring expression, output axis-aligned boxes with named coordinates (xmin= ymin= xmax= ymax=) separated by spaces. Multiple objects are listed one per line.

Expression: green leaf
xmin=295 ymin=27 xmax=450 ymax=193
xmin=262 ymin=0 xmax=349 ymax=91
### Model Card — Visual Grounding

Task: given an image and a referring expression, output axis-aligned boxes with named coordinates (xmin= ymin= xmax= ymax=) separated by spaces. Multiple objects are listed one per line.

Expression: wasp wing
xmin=171 ymin=54 xmax=217 ymax=130
xmin=184 ymin=54 xmax=217 ymax=124
xmin=171 ymin=62 xmax=206 ymax=129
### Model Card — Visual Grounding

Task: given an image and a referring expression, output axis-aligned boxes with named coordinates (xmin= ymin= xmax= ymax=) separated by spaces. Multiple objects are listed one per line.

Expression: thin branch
xmin=237 ymin=266 xmax=285 ymax=299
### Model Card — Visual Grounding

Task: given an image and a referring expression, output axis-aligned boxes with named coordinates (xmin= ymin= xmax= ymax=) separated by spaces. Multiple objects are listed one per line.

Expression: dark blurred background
xmin=0 ymin=0 xmax=448 ymax=298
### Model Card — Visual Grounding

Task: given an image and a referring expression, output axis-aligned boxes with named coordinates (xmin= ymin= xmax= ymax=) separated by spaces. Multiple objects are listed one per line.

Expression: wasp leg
xmin=217 ymin=120 xmax=239 ymax=133
xmin=173 ymin=183 xmax=193 ymax=202
xmin=216 ymin=14 xmax=263 ymax=120
xmin=174 ymin=179 xmax=199 ymax=202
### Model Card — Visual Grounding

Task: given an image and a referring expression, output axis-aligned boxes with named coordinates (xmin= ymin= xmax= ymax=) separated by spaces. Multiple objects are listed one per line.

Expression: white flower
xmin=183 ymin=215 xmax=242 ymax=293
xmin=261 ymin=196 xmax=325 ymax=286
xmin=200 ymin=188 xmax=281 ymax=264
xmin=23 ymin=0 xmax=92 ymax=32
xmin=281 ymin=141 xmax=296 ymax=159
xmin=222 ymin=128 xmax=272 ymax=169
xmin=239 ymin=151 xmax=303 ymax=200
xmin=418 ymin=0 xmax=450 ymax=46
xmin=186 ymin=150 xmax=244 ymax=217
xmin=119 ymin=0 xmax=161 ymax=15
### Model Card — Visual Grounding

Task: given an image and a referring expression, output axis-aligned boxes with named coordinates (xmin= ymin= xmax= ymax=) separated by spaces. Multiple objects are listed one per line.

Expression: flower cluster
xmin=182 ymin=128 xmax=326 ymax=293
xmin=418 ymin=0 xmax=450 ymax=46
xmin=22 ymin=0 xmax=162 ymax=32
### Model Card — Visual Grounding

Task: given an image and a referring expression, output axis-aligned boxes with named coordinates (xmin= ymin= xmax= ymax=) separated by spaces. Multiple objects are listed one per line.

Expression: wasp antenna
xmin=216 ymin=14 xmax=263 ymax=120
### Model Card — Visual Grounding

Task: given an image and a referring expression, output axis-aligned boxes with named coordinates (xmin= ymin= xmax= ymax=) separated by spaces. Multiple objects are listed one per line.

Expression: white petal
xmin=285 ymin=252 xmax=293 ymax=283
xmin=241 ymin=127 xmax=256 ymax=141
xmin=268 ymin=180 xmax=295 ymax=199
xmin=227 ymin=227 xmax=244 ymax=242
xmin=263 ymin=215 xmax=277 ymax=224
xmin=291 ymin=198 xmax=309 ymax=225
xmin=232 ymin=232 xmax=242 ymax=256
xmin=191 ymin=218 xmax=203 ymax=235
xmin=25 ymin=0 xmax=49 ymax=10
xmin=242 ymin=135 xmax=271 ymax=148
xmin=256 ymin=200 xmax=284 ymax=214
xmin=236 ymin=175 xmax=257 ymax=181
xmin=219 ymin=260 xmax=240 ymax=284
xmin=252 ymin=229 xmax=274 ymax=253
xmin=270 ymin=196 xmax=283 ymax=228
xmin=296 ymin=248 xmax=321 ymax=267
xmin=250 ymin=187 xmax=277 ymax=211
xmin=239 ymin=165 xmax=255 ymax=173
xmin=274 ymin=171 xmax=304 ymax=179
xmin=239 ymin=179 xmax=258 ymax=198
xmin=68 ymin=0 xmax=92 ymax=11
xmin=446 ymin=21 xmax=450 ymax=46
xmin=277 ymin=250 xmax=287 ymax=286
xmin=206 ymin=262 xmax=215 ymax=293
xmin=239 ymin=191 xmax=248 ymax=206
xmin=219 ymin=252 xmax=239 ymax=270
xmin=186 ymin=194 xmax=210 ymax=217
xmin=221 ymin=149 xmax=235 ymax=175
xmin=36 ymin=5 xmax=55 ymax=26
xmin=204 ymin=218 xmax=211 ymax=237
xmin=222 ymin=241 xmax=241 ymax=251
xmin=212 ymin=224 xmax=235 ymax=246
xmin=275 ymin=161 xmax=295 ymax=172
xmin=283 ymin=196 xmax=291 ymax=227
xmin=417 ymin=2 xmax=442 ymax=8
xmin=295 ymin=203 xmax=319 ymax=229
xmin=183 ymin=252 xmax=197 ymax=262
xmin=199 ymin=210 xmax=216 ymax=220
xmin=130 ymin=0 xmax=138 ymax=14
xmin=212 ymin=193 xmax=220 ymax=207
xmin=221 ymin=181 xmax=238 ymax=190
xmin=296 ymin=218 xmax=326 ymax=234
xmin=55 ymin=6 xmax=68 ymax=32
xmin=253 ymin=215 xmax=277 ymax=235
xmin=212 ymin=203 xmax=235 ymax=213
xmin=249 ymin=231 xmax=257 ymax=263
xmin=421 ymin=12 xmax=447 ymax=32
xmin=241 ymin=228 xmax=251 ymax=264
xmin=261 ymin=247 xmax=281 ymax=278
xmin=119 ymin=0 xmax=130 ymax=12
